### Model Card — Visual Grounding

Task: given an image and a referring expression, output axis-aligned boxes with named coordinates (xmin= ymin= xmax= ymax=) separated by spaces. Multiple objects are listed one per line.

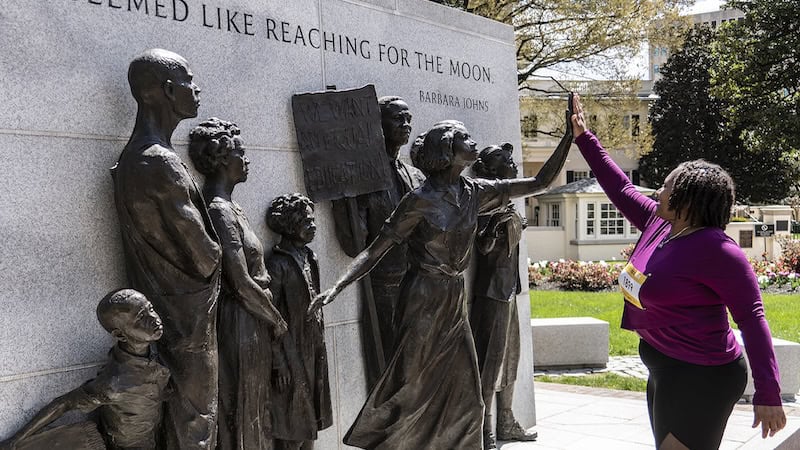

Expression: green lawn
xmin=536 ymin=373 xmax=647 ymax=392
xmin=530 ymin=290 xmax=800 ymax=356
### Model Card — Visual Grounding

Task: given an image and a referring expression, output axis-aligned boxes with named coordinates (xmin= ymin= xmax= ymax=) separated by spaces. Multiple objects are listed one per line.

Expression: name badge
xmin=619 ymin=262 xmax=648 ymax=310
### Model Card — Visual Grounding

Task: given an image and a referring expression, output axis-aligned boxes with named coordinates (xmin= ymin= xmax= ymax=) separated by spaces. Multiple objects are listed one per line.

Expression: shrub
xmin=549 ymin=260 xmax=621 ymax=291
xmin=776 ymin=235 xmax=800 ymax=273
xmin=528 ymin=265 xmax=544 ymax=286
xmin=620 ymin=243 xmax=635 ymax=261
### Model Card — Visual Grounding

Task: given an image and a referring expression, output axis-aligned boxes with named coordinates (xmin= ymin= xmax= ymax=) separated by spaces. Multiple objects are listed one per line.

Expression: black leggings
xmin=639 ymin=339 xmax=747 ymax=450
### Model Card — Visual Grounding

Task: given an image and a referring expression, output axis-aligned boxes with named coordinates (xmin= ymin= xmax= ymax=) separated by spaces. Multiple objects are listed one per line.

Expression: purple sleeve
xmin=703 ymin=239 xmax=782 ymax=406
xmin=574 ymin=132 xmax=656 ymax=231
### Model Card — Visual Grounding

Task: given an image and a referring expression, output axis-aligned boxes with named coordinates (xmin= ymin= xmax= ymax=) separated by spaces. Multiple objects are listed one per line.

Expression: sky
xmin=683 ymin=0 xmax=724 ymax=15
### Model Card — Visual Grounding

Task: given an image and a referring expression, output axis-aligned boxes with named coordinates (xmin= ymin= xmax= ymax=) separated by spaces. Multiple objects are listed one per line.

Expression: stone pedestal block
xmin=735 ymin=330 xmax=800 ymax=402
xmin=531 ymin=317 xmax=609 ymax=369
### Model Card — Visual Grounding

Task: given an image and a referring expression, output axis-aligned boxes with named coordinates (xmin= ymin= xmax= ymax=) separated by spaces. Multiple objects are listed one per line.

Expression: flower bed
xmin=529 ymin=238 xmax=800 ymax=293
xmin=529 ymin=259 xmax=622 ymax=291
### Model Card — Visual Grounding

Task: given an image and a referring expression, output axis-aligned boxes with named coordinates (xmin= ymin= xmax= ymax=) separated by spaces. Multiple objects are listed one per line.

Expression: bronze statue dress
xmin=343 ymin=176 xmax=511 ymax=450
xmin=211 ymin=199 xmax=275 ymax=450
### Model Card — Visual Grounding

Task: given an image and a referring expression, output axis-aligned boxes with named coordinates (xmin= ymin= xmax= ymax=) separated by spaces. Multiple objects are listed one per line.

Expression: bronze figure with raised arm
xmin=307 ymin=112 xmax=572 ymax=449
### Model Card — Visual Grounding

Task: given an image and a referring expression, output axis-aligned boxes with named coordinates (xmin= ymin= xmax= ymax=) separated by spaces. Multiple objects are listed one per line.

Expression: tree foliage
xmin=639 ymin=27 xmax=792 ymax=203
xmin=431 ymin=0 xmax=689 ymax=84
xmin=520 ymin=80 xmax=652 ymax=155
xmin=712 ymin=0 xmax=800 ymax=195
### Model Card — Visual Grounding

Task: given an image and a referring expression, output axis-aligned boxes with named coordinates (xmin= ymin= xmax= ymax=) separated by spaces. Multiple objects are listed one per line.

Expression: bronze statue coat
xmin=266 ymin=242 xmax=332 ymax=441
xmin=471 ymin=205 xmax=524 ymax=424
xmin=111 ymin=139 xmax=222 ymax=449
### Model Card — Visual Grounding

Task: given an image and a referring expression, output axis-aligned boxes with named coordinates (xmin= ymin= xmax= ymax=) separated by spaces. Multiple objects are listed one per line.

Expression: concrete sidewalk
xmin=498 ymin=383 xmax=800 ymax=449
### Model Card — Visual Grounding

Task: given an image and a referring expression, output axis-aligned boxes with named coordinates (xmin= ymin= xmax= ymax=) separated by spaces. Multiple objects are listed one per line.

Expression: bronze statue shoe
xmin=483 ymin=429 xmax=498 ymax=449
xmin=496 ymin=410 xmax=538 ymax=442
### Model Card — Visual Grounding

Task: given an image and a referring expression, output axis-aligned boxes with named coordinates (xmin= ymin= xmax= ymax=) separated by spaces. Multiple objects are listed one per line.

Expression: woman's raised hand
xmin=571 ymin=94 xmax=588 ymax=137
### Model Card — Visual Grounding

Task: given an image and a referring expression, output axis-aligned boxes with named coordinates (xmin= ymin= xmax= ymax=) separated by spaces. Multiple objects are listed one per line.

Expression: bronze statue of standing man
xmin=331 ymin=96 xmax=425 ymax=387
xmin=111 ymin=49 xmax=222 ymax=450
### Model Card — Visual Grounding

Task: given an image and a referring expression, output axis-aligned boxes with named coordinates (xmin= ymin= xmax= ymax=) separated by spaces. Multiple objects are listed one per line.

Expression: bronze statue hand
xmin=274 ymin=367 xmax=291 ymax=393
xmin=307 ymin=288 xmax=336 ymax=319
xmin=274 ymin=318 xmax=289 ymax=337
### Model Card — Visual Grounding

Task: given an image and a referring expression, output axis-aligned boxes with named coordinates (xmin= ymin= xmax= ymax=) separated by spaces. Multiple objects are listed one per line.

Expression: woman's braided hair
xmin=668 ymin=160 xmax=735 ymax=229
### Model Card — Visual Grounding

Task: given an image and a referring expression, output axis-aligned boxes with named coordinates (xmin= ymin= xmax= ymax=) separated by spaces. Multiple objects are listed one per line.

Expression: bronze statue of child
xmin=265 ymin=194 xmax=332 ymax=450
xmin=0 ymin=289 xmax=170 ymax=450
xmin=471 ymin=143 xmax=537 ymax=448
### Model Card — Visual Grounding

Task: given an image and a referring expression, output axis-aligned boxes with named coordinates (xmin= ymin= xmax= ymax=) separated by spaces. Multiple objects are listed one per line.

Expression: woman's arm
xmin=209 ymin=206 xmax=287 ymax=335
xmin=307 ymin=234 xmax=395 ymax=315
xmin=571 ymin=95 xmax=656 ymax=231
xmin=703 ymin=240 xmax=786 ymax=437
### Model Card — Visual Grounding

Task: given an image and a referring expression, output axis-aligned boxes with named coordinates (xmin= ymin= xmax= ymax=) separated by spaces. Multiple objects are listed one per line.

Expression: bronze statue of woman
xmin=187 ymin=118 xmax=288 ymax=450
xmin=308 ymin=117 xmax=572 ymax=449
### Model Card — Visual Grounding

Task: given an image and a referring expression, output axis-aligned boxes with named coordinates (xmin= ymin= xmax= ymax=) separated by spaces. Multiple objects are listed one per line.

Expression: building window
xmin=776 ymin=220 xmax=789 ymax=232
xmin=586 ymin=203 xmax=595 ymax=236
xmin=573 ymin=171 xmax=590 ymax=181
xmin=567 ymin=170 xmax=593 ymax=183
xmin=546 ymin=203 xmax=560 ymax=227
xmin=622 ymin=114 xmax=641 ymax=136
xmin=653 ymin=65 xmax=660 ymax=75
xmin=600 ymin=203 xmax=625 ymax=235
xmin=521 ymin=114 xmax=538 ymax=138
xmin=740 ymin=230 xmax=753 ymax=248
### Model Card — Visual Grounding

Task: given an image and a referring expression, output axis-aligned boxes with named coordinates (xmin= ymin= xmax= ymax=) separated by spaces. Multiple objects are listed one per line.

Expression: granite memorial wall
xmin=0 ymin=1 xmax=533 ymax=447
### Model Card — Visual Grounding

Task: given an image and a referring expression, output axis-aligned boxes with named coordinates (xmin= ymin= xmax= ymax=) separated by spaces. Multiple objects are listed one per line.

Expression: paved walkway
xmin=534 ymin=355 xmax=650 ymax=380
xmin=499 ymin=384 xmax=800 ymax=449
xmin=504 ymin=357 xmax=800 ymax=449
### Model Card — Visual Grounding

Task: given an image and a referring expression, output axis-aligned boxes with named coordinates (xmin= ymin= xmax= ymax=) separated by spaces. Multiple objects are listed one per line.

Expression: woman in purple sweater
xmin=570 ymin=95 xmax=786 ymax=449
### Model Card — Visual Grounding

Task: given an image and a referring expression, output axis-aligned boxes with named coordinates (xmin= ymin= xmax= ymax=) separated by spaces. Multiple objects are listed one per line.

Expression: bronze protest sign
xmin=292 ymin=85 xmax=391 ymax=202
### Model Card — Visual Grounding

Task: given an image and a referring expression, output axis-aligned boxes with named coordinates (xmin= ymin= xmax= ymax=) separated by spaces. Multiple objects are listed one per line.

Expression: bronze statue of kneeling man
xmin=0 ymin=289 xmax=170 ymax=450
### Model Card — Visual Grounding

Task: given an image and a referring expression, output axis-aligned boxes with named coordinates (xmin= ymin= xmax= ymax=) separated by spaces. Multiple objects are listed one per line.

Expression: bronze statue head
xmin=97 ymin=289 xmax=163 ymax=344
xmin=410 ymin=120 xmax=477 ymax=175
xmin=473 ymin=143 xmax=517 ymax=180
xmin=128 ymin=49 xmax=201 ymax=119
xmin=188 ymin=118 xmax=248 ymax=183
xmin=266 ymin=193 xmax=316 ymax=245
xmin=378 ymin=96 xmax=412 ymax=158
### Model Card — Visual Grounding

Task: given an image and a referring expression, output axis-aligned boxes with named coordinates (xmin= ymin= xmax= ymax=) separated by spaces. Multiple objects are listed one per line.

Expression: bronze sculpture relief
xmin=308 ymin=117 xmax=572 ymax=449
xmin=265 ymin=194 xmax=332 ymax=450
xmin=187 ymin=118 xmax=288 ymax=450
xmin=330 ymin=96 xmax=425 ymax=387
xmin=0 ymin=290 xmax=169 ymax=450
xmin=111 ymin=49 xmax=222 ymax=450
xmin=471 ymin=143 xmax=538 ymax=449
